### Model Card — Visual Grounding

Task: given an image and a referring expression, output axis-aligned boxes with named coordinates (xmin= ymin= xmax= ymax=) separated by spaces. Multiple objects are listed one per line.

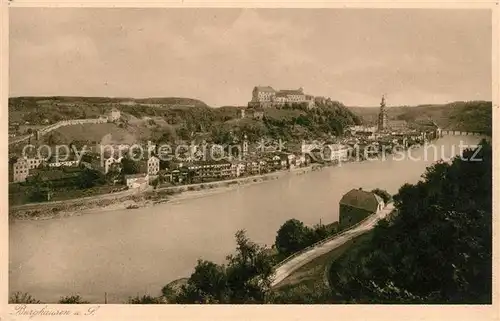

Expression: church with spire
xmin=377 ymin=95 xmax=387 ymax=131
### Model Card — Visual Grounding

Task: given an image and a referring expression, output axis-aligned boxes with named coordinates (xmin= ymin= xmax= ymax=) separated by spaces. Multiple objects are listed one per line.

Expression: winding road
xmin=271 ymin=203 xmax=395 ymax=287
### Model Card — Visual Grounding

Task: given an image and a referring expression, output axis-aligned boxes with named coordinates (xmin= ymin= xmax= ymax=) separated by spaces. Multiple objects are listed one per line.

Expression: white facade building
xmin=147 ymin=156 xmax=160 ymax=175
xmin=12 ymin=158 xmax=29 ymax=183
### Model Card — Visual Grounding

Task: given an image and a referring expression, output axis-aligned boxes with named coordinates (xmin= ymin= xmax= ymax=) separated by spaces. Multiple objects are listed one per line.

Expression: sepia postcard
xmin=1 ymin=1 xmax=498 ymax=320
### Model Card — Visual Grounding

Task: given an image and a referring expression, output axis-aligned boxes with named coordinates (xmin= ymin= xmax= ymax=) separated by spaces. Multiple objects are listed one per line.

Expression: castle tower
xmin=378 ymin=95 xmax=387 ymax=131
xmin=242 ymin=134 xmax=249 ymax=157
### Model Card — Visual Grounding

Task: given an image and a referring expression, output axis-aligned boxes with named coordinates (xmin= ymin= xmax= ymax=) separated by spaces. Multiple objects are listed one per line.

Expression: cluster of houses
xmin=346 ymin=96 xmax=442 ymax=146
xmin=9 ymin=137 xmax=312 ymax=193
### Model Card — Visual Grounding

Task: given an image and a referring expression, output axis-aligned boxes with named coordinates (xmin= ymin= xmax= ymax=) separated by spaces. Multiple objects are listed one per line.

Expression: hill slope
xmin=9 ymin=97 xmax=362 ymax=144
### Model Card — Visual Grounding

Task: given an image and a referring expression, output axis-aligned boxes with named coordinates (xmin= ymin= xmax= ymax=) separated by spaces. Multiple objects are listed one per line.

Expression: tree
xmin=177 ymin=125 xmax=191 ymax=141
xmin=150 ymin=177 xmax=160 ymax=189
xmin=156 ymin=127 xmax=177 ymax=144
xmin=58 ymin=295 xmax=89 ymax=304
xmin=9 ymin=292 xmax=41 ymax=304
xmin=47 ymin=132 xmax=63 ymax=146
xmin=309 ymin=223 xmax=330 ymax=243
xmin=128 ymin=295 xmax=163 ymax=304
xmin=275 ymin=219 xmax=311 ymax=257
xmin=176 ymin=260 xmax=228 ymax=303
xmin=121 ymin=157 xmax=139 ymax=175
xmin=78 ymin=168 xmax=105 ymax=189
xmin=371 ymin=188 xmax=392 ymax=204
xmin=28 ymin=173 xmax=51 ymax=202
xmin=225 ymin=230 xmax=275 ymax=303
xmin=161 ymin=284 xmax=178 ymax=303
xmin=172 ymin=230 xmax=275 ymax=304
xmin=329 ymin=140 xmax=492 ymax=304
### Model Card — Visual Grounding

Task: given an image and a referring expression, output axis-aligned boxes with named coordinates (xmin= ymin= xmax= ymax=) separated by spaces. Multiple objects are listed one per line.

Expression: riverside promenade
xmin=271 ymin=203 xmax=395 ymax=287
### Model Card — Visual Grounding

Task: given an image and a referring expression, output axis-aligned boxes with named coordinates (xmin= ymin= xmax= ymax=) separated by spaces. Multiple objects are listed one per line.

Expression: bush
xmin=128 ymin=295 xmax=164 ymax=304
xmin=275 ymin=219 xmax=311 ymax=257
xmin=10 ymin=292 xmax=41 ymax=304
xmin=371 ymin=188 xmax=392 ymax=204
xmin=58 ymin=295 xmax=89 ymax=304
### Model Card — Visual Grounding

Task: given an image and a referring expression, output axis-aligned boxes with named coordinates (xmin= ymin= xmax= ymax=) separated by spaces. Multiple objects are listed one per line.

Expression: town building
xmin=124 ymin=173 xmax=149 ymax=191
xmin=377 ymin=95 xmax=388 ymax=131
xmin=324 ymin=144 xmax=350 ymax=162
xmin=231 ymin=161 xmax=246 ymax=177
xmin=295 ymin=154 xmax=306 ymax=167
xmin=47 ymin=160 xmax=80 ymax=168
xmin=252 ymin=109 xmax=264 ymax=120
xmin=245 ymin=161 xmax=261 ymax=175
xmin=147 ymin=156 xmax=160 ymax=176
xmin=11 ymin=157 xmax=30 ymax=183
xmin=339 ymin=188 xmax=384 ymax=229
xmin=242 ymin=135 xmax=249 ymax=157
xmin=185 ymin=160 xmax=234 ymax=182
xmin=348 ymin=125 xmax=377 ymax=139
xmin=301 ymin=141 xmax=323 ymax=154
xmin=26 ymin=157 xmax=43 ymax=170
xmin=386 ymin=120 xmax=408 ymax=132
xmin=314 ymin=96 xmax=330 ymax=105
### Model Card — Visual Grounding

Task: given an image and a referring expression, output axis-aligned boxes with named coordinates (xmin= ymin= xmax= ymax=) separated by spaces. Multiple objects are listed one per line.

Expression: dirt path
xmin=271 ymin=203 xmax=395 ymax=287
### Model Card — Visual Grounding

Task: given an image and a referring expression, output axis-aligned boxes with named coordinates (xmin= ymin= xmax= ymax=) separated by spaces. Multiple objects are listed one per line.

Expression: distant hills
xmin=8 ymin=96 xmax=209 ymax=126
xmin=348 ymin=101 xmax=492 ymax=134
xmin=8 ymin=97 xmax=492 ymax=143
xmin=9 ymin=96 xmax=208 ymax=107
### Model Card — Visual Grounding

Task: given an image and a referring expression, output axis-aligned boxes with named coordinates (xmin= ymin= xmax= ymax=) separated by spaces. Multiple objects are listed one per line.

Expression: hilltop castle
xmin=247 ymin=86 xmax=316 ymax=109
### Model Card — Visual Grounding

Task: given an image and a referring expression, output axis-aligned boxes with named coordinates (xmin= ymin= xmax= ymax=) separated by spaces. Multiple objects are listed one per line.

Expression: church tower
xmin=378 ymin=95 xmax=387 ymax=131
xmin=242 ymin=134 xmax=249 ymax=157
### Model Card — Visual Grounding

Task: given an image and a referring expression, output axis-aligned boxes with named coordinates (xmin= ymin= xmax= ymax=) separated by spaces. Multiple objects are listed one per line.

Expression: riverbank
xmin=9 ymin=164 xmax=323 ymax=221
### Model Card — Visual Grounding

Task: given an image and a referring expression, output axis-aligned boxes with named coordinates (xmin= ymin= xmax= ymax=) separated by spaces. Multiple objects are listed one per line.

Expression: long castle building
xmin=247 ymin=86 xmax=316 ymax=109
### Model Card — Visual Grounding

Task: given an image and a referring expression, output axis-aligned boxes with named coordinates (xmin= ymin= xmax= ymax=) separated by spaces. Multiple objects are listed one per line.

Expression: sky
xmin=9 ymin=8 xmax=492 ymax=107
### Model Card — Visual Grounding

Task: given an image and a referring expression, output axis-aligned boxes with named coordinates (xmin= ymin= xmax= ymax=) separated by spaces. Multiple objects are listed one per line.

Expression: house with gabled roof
xmin=339 ymin=188 xmax=384 ymax=228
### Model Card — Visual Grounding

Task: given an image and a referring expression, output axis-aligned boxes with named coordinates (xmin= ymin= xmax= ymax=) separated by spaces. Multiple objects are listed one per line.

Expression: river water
xmin=9 ymin=136 xmax=482 ymax=303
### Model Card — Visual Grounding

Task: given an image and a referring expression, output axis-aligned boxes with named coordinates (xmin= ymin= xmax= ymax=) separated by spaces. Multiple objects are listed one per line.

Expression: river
xmin=8 ymin=135 xmax=482 ymax=303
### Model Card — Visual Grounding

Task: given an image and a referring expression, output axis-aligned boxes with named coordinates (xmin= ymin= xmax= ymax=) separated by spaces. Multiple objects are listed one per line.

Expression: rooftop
xmin=254 ymin=86 xmax=276 ymax=93
xmin=124 ymin=173 xmax=148 ymax=179
xmin=278 ymin=88 xmax=304 ymax=95
xmin=340 ymin=188 xmax=383 ymax=213
xmin=29 ymin=169 xmax=81 ymax=182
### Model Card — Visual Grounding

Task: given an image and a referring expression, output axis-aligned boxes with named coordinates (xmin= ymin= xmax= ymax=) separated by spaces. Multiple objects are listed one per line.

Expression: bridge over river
xmin=440 ymin=130 xmax=486 ymax=136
